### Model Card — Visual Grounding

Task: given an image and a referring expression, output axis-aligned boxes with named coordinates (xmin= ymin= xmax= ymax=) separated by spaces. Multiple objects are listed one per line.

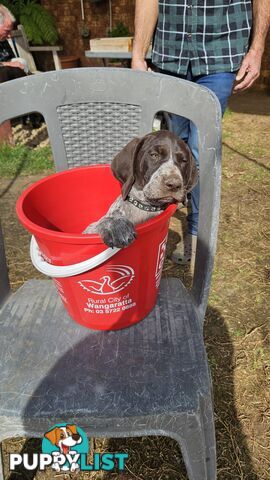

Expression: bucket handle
xmin=30 ymin=236 xmax=121 ymax=278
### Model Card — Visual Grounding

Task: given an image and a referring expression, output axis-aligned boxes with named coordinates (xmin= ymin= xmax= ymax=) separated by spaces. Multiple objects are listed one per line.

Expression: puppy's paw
xmin=98 ymin=217 xmax=137 ymax=248
xmin=83 ymin=222 xmax=98 ymax=234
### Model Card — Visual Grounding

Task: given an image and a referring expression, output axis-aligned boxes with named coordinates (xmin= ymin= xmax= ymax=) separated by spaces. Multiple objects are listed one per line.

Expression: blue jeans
xmin=170 ymin=70 xmax=235 ymax=235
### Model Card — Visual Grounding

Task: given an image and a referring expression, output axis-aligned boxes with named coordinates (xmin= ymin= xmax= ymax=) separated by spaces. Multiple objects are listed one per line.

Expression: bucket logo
xmin=79 ymin=265 xmax=135 ymax=295
xmin=9 ymin=423 xmax=128 ymax=473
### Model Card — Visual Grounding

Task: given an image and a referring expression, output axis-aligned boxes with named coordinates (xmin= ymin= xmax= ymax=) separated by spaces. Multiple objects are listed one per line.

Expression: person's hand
xmin=10 ymin=60 xmax=25 ymax=70
xmin=233 ymin=48 xmax=262 ymax=93
xmin=131 ymin=57 xmax=151 ymax=71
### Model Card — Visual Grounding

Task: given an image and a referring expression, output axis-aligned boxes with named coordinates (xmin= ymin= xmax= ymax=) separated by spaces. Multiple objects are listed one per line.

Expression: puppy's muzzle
xmin=163 ymin=175 xmax=183 ymax=191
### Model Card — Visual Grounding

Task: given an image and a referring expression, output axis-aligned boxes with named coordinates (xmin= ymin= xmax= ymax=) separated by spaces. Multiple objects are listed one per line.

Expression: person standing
xmin=132 ymin=0 xmax=270 ymax=264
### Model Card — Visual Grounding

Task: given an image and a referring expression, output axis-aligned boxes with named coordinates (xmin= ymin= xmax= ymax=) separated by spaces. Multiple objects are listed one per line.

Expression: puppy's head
xmin=44 ymin=425 xmax=82 ymax=454
xmin=111 ymin=130 xmax=198 ymax=206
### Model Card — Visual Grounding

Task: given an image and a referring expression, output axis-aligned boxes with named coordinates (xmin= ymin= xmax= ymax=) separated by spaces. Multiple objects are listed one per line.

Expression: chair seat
xmin=0 ymin=278 xmax=209 ymax=424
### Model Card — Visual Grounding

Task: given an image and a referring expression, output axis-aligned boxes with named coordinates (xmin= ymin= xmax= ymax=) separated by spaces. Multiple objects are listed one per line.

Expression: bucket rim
xmin=16 ymin=164 xmax=177 ymax=245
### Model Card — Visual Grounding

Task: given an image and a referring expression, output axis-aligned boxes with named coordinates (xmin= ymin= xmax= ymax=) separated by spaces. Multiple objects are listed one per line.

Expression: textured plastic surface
xmin=57 ymin=102 xmax=142 ymax=167
xmin=0 ymin=68 xmax=221 ymax=479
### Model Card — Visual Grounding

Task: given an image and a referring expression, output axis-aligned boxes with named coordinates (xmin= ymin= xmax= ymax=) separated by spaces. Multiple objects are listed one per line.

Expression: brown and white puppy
xmin=44 ymin=424 xmax=82 ymax=472
xmin=84 ymin=130 xmax=198 ymax=248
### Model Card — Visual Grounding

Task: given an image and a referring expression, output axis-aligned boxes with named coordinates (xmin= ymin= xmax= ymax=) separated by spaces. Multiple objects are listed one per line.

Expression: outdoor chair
xmin=10 ymin=24 xmax=62 ymax=73
xmin=0 ymin=68 xmax=222 ymax=480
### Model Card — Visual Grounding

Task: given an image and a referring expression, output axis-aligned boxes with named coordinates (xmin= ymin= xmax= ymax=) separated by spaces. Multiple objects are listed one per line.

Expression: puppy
xmin=84 ymin=130 xmax=198 ymax=248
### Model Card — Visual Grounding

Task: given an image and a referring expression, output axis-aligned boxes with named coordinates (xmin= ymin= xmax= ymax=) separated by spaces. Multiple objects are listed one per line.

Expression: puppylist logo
xmin=9 ymin=423 xmax=128 ymax=473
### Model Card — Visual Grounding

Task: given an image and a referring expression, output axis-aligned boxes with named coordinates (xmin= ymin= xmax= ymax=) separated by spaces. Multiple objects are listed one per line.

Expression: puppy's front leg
xmin=83 ymin=195 xmax=137 ymax=248
xmin=85 ymin=216 xmax=136 ymax=249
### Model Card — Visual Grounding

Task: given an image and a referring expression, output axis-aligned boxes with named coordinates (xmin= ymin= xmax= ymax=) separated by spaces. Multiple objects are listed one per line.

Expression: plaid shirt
xmin=152 ymin=0 xmax=252 ymax=76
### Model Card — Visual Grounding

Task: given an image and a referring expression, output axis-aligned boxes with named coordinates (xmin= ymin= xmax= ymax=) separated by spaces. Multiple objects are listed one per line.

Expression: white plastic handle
xmin=30 ymin=236 xmax=120 ymax=278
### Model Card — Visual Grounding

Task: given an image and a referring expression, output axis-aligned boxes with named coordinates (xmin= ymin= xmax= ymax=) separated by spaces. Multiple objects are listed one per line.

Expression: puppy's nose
xmin=72 ymin=434 xmax=81 ymax=441
xmin=164 ymin=176 xmax=182 ymax=190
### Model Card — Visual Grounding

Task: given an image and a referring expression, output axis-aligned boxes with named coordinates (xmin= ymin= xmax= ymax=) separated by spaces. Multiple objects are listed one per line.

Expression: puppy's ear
xmin=44 ymin=428 xmax=57 ymax=445
xmin=111 ymin=137 xmax=142 ymax=200
xmin=67 ymin=424 xmax=77 ymax=435
xmin=183 ymin=147 xmax=198 ymax=193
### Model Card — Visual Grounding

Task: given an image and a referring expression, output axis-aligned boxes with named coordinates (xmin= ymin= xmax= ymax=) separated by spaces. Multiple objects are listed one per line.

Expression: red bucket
xmin=16 ymin=165 xmax=176 ymax=330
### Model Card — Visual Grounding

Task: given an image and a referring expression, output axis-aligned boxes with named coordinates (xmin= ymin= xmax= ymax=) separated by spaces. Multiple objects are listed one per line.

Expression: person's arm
xmin=234 ymin=0 xmax=270 ymax=92
xmin=131 ymin=0 xmax=158 ymax=71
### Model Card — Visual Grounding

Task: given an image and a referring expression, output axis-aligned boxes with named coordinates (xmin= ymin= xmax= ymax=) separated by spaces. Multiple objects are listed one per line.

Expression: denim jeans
xmin=170 ymin=70 xmax=236 ymax=235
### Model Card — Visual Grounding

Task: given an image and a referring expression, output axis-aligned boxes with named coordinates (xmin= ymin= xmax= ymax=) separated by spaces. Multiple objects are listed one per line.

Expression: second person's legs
xmin=172 ymin=71 xmax=236 ymax=264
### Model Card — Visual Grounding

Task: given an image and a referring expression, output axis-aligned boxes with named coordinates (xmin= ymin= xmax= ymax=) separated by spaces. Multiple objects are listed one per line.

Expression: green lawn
xmin=0 ymin=143 xmax=54 ymax=177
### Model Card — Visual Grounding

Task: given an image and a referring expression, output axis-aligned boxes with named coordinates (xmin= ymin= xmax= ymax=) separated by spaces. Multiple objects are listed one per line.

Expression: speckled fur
xmin=83 ymin=131 xmax=198 ymax=248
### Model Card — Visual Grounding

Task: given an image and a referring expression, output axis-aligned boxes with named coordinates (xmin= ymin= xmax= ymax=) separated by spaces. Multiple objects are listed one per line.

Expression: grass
xmin=223 ymin=107 xmax=233 ymax=119
xmin=0 ymin=143 xmax=54 ymax=177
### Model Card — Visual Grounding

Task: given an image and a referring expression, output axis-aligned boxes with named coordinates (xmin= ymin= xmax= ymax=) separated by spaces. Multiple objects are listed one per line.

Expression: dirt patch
xmin=0 ymin=91 xmax=269 ymax=479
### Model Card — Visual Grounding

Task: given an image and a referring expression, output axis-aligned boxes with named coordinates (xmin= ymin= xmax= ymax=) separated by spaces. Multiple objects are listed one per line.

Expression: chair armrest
xmin=29 ymin=46 xmax=62 ymax=52
xmin=29 ymin=46 xmax=63 ymax=70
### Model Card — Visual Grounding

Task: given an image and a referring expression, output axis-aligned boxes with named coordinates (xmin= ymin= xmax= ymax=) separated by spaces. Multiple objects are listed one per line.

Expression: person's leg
xmin=185 ymin=124 xmax=199 ymax=235
xmin=0 ymin=67 xmax=27 ymax=144
xmin=170 ymin=114 xmax=190 ymax=143
xmin=197 ymin=72 xmax=236 ymax=116
xmin=169 ymin=67 xmax=192 ymax=142
xmin=188 ymin=72 xmax=236 ymax=232
xmin=0 ymin=66 xmax=26 ymax=83
xmin=172 ymin=72 xmax=236 ymax=264
xmin=0 ymin=67 xmax=10 ymax=83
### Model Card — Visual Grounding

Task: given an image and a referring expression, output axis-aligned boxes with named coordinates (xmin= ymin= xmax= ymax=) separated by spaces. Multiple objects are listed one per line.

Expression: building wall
xmin=41 ymin=0 xmax=135 ymax=67
xmin=41 ymin=0 xmax=269 ymax=89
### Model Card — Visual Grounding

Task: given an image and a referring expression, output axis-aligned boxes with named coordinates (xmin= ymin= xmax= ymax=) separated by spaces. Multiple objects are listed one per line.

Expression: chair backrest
xmin=0 ymin=68 xmax=222 ymax=320
xmin=10 ymin=24 xmax=37 ymax=73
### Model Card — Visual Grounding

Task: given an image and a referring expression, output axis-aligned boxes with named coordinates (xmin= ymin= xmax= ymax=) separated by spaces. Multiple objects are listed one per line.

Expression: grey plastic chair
xmin=0 ymin=68 xmax=221 ymax=479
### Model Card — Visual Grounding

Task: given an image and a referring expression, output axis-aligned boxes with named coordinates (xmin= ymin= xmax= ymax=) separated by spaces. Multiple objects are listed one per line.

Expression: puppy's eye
xmin=60 ymin=434 xmax=65 ymax=439
xmin=150 ymin=152 xmax=160 ymax=161
xmin=178 ymin=154 xmax=188 ymax=163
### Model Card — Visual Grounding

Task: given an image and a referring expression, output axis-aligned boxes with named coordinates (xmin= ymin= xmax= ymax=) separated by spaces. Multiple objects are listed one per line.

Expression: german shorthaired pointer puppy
xmin=83 ymin=130 xmax=198 ymax=248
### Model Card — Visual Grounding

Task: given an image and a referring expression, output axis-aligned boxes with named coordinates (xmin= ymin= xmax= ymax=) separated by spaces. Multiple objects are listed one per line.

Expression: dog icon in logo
xmin=79 ymin=265 xmax=135 ymax=295
xmin=44 ymin=424 xmax=82 ymax=472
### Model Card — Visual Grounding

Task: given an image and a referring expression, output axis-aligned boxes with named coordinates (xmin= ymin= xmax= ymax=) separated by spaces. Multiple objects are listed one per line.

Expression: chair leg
xmin=178 ymin=416 xmax=208 ymax=480
xmin=164 ymin=409 xmax=216 ymax=480
xmin=0 ymin=442 xmax=4 ymax=480
xmin=199 ymin=395 xmax=217 ymax=479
